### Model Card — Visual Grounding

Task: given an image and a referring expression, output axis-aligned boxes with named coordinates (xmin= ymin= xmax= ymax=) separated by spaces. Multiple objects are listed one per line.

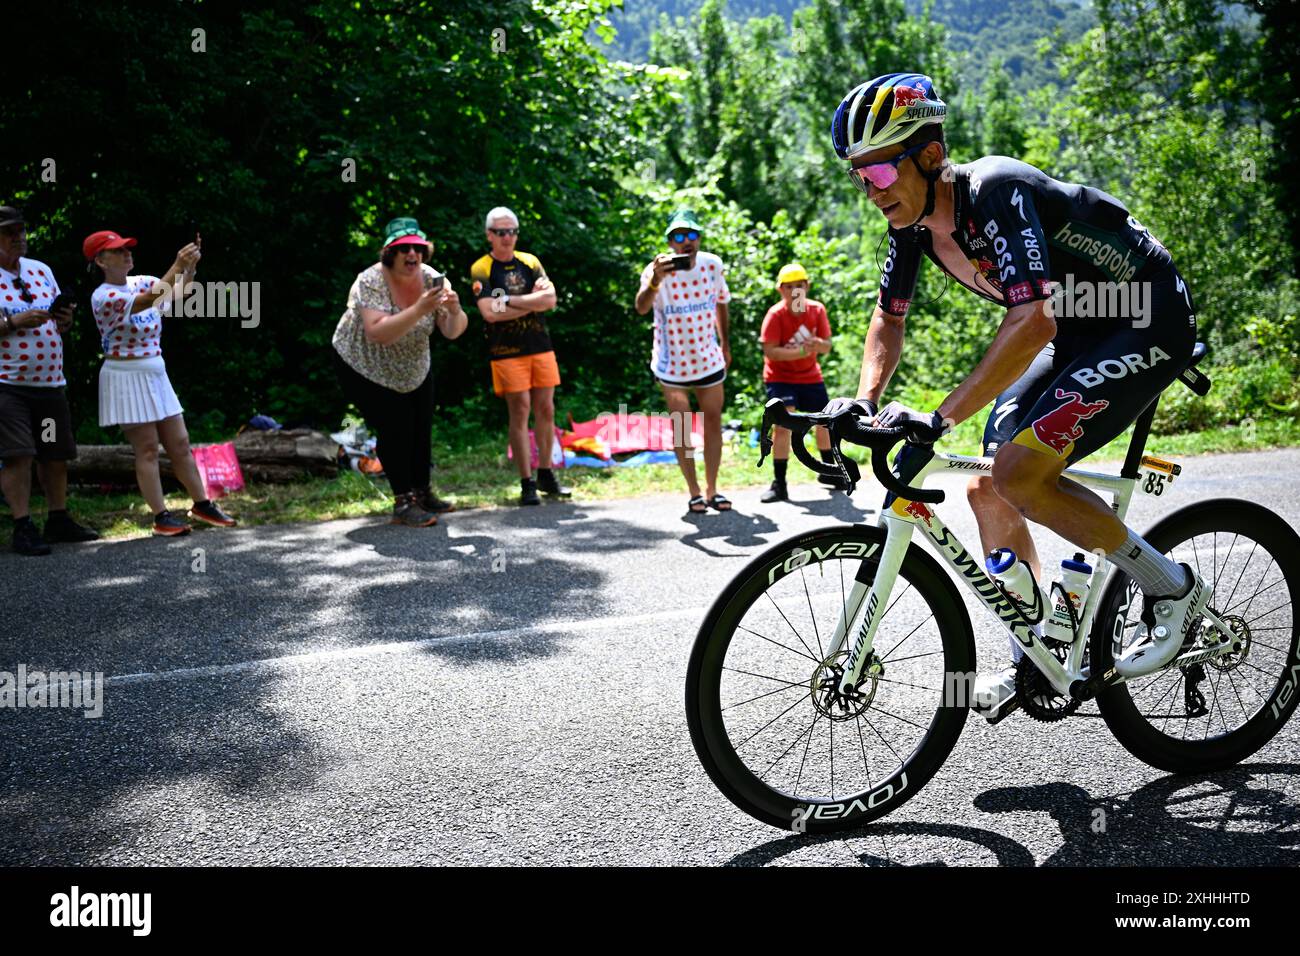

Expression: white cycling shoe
xmin=1114 ymin=564 xmax=1210 ymax=679
xmin=972 ymin=667 xmax=1019 ymax=723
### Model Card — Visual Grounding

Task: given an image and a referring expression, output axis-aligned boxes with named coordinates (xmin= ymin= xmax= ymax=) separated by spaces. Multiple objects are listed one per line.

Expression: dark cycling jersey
xmin=878 ymin=155 xmax=1174 ymax=327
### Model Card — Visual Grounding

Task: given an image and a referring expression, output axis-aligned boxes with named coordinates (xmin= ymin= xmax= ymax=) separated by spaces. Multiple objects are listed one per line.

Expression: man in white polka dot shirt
xmin=0 ymin=207 xmax=99 ymax=555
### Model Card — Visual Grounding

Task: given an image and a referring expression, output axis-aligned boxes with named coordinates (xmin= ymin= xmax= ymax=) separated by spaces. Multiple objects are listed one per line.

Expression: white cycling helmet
xmin=831 ymin=73 xmax=947 ymax=159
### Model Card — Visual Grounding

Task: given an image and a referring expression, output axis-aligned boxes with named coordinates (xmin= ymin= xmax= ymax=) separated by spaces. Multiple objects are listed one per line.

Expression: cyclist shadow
xmin=787 ymin=491 xmax=875 ymax=522
xmin=725 ymin=822 xmax=1036 ymax=867
xmin=724 ymin=762 xmax=1300 ymax=867
xmin=974 ymin=764 xmax=1300 ymax=866
xmin=678 ymin=508 xmax=780 ymax=558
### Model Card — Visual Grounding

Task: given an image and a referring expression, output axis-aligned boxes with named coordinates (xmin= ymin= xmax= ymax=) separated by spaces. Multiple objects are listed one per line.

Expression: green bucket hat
xmin=665 ymin=208 xmax=704 ymax=238
xmin=382 ymin=216 xmax=428 ymax=248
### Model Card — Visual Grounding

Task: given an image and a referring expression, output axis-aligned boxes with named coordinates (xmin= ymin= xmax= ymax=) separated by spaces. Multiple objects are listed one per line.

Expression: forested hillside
xmin=602 ymin=0 xmax=1095 ymax=94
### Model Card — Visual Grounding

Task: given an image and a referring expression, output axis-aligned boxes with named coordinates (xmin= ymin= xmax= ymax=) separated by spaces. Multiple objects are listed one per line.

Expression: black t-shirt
xmin=470 ymin=251 xmax=554 ymax=360
xmin=878 ymin=155 xmax=1173 ymax=328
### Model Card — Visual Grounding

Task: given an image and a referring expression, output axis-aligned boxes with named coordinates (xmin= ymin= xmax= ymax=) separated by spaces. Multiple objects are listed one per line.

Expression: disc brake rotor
xmin=809 ymin=650 xmax=880 ymax=721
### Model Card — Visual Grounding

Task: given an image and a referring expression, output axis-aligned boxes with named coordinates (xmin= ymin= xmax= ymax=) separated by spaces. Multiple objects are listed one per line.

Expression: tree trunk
xmin=67 ymin=429 xmax=339 ymax=486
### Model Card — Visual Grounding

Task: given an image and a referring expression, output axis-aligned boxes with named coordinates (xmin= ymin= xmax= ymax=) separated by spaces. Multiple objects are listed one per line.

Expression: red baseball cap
xmin=83 ymin=230 xmax=137 ymax=260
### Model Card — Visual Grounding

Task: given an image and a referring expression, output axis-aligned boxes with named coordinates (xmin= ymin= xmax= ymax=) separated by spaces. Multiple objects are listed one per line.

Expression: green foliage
xmin=3 ymin=0 xmax=1293 ymax=455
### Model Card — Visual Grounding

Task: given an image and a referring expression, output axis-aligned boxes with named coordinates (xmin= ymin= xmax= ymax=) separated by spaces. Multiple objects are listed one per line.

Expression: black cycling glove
xmin=822 ymin=397 xmax=878 ymax=420
xmin=874 ymin=401 xmax=950 ymax=445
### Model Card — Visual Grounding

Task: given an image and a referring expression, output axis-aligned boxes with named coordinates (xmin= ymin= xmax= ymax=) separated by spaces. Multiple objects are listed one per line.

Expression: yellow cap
xmin=777 ymin=262 xmax=809 ymax=285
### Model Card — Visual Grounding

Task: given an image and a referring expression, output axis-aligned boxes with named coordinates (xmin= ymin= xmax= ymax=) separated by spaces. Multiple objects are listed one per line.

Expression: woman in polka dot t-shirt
xmin=634 ymin=209 xmax=734 ymax=514
xmin=86 ymin=230 xmax=236 ymax=535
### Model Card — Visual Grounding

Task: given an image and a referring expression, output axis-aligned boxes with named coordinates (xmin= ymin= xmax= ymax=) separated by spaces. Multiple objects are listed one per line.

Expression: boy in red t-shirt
xmin=759 ymin=263 xmax=843 ymax=502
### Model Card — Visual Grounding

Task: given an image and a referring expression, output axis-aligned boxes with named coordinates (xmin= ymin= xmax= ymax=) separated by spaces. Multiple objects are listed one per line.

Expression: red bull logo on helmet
xmin=893 ymin=86 xmax=925 ymax=108
xmin=1027 ymin=388 xmax=1110 ymax=455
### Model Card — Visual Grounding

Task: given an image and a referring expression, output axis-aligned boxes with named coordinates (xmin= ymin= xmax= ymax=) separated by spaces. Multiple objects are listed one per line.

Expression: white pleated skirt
xmin=99 ymin=356 xmax=184 ymax=426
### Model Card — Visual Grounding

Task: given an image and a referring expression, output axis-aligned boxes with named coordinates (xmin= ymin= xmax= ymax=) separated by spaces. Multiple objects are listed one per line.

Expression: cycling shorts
xmin=984 ymin=267 xmax=1197 ymax=463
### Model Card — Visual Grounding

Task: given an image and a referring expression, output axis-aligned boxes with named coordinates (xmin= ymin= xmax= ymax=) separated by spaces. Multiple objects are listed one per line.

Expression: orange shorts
xmin=491 ymin=350 xmax=561 ymax=396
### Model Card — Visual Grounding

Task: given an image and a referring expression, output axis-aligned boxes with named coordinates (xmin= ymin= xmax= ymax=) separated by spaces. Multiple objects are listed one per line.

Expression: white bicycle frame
xmin=823 ymin=451 xmax=1236 ymax=699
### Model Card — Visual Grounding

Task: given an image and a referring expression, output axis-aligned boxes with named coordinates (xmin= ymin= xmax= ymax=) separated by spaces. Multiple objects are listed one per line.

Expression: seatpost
xmin=1121 ymin=396 xmax=1160 ymax=481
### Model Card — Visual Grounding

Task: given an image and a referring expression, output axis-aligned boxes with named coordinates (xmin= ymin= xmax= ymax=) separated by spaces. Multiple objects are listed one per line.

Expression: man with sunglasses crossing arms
xmin=471 ymin=207 xmax=570 ymax=506
xmin=822 ymin=73 xmax=1206 ymax=721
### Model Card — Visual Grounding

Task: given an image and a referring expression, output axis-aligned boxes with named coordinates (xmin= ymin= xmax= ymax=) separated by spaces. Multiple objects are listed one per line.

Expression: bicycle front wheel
xmin=685 ymin=524 xmax=975 ymax=832
xmin=1092 ymin=499 xmax=1300 ymax=773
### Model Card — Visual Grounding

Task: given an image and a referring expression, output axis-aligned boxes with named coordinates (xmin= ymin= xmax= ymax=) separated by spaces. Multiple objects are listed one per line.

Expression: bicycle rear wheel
xmin=685 ymin=524 xmax=975 ymax=832
xmin=1092 ymin=499 xmax=1300 ymax=773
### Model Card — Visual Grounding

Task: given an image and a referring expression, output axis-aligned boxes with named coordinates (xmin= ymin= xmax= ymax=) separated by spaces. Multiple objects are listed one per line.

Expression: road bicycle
xmin=686 ymin=343 xmax=1300 ymax=832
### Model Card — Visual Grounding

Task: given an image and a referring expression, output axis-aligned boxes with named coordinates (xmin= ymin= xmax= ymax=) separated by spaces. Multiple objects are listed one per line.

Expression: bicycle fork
xmin=826 ymin=509 xmax=1088 ymax=700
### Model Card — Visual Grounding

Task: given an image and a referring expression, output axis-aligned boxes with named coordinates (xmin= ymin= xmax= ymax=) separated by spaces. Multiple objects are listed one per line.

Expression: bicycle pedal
xmin=976 ymin=696 xmax=1020 ymax=725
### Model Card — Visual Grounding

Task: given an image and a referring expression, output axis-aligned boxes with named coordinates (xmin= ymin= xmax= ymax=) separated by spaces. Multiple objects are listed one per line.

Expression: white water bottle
xmin=1043 ymin=553 xmax=1094 ymax=644
xmin=985 ymin=549 xmax=1046 ymax=625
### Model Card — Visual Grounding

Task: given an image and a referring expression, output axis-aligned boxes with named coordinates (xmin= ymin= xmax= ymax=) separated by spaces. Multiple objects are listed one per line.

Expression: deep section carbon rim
xmin=699 ymin=532 xmax=966 ymax=816
xmin=1108 ymin=523 xmax=1296 ymax=742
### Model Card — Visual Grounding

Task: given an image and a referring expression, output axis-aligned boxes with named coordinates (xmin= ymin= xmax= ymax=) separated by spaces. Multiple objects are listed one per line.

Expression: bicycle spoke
xmin=1220 ymin=540 xmax=1260 ymax=614
xmin=794 ymin=710 xmax=821 ymax=795
xmin=734 ymin=691 xmax=814 ymax=751
xmin=1211 ymin=532 xmax=1239 ymax=604
xmin=764 ymin=591 xmax=821 ymax=660
xmin=757 ymin=711 xmax=820 ymax=780
xmin=828 ymin=712 xmax=835 ymax=799
xmin=799 ymin=566 xmax=824 ymax=662
xmin=875 ymin=675 xmax=942 ymax=693
xmin=1222 ymin=570 xmax=1284 ymax=616
xmin=861 ymin=710 xmax=906 ymax=768
xmin=876 ymin=649 xmax=946 ymax=664
xmin=722 ymin=680 xmax=809 ymax=712
xmin=878 ymin=613 xmax=937 ymax=664
xmin=866 ymin=704 xmax=931 ymax=732
xmin=736 ymin=624 xmax=821 ymax=664
xmin=855 ymin=714 xmax=873 ymax=786
xmin=722 ymin=666 xmax=806 ymax=690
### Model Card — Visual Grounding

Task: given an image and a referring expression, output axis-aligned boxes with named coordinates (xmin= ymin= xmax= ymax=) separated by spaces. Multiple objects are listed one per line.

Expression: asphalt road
xmin=2 ymin=448 xmax=1298 ymax=866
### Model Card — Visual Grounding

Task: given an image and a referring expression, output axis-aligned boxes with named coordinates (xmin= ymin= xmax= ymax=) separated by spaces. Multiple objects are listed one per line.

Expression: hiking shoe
xmin=418 ymin=489 xmax=455 ymax=514
xmin=43 ymin=513 xmax=100 ymax=543
xmin=190 ymin=500 xmax=238 ymax=528
xmin=153 ymin=510 xmax=192 ymax=536
xmin=391 ymin=492 xmax=438 ymax=527
xmin=536 ymin=468 xmax=571 ymax=498
xmin=519 ymin=478 xmax=541 ymax=506
xmin=760 ymin=480 xmax=788 ymax=503
xmin=12 ymin=521 xmax=51 ymax=556
xmin=1115 ymin=565 xmax=1209 ymax=678
xmin=972 ymin=667 xmax=1020 ymax=723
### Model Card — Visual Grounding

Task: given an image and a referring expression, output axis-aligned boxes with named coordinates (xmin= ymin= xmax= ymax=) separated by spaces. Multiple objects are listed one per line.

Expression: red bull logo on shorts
xmin=1022 ymin=388 xmax=1110 ymax=456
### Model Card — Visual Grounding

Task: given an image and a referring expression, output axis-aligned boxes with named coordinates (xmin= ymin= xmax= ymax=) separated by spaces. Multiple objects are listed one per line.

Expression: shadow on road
xmin=725 ymin=822 xmax=1036 ymax=867
xmin=0 ymin=505 xmax=677 ymax=863
xmin=723 ymin=762 xmax=1300 ymax=866
xmin=678 ymin=509 xmax=781 ymax=558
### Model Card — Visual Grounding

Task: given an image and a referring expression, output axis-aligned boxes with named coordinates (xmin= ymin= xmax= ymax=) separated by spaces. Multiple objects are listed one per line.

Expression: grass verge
xmin=2 ymin=416 xmax=1296 ymax=544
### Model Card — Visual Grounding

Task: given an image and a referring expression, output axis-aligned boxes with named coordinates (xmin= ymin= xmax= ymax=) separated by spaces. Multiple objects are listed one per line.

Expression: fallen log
xmin=67 ymin=428 xmax=340 ymax=486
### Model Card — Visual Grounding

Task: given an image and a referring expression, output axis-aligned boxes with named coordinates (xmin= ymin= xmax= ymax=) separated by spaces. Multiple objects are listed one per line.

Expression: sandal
xmin=707 ymin=494 xmax=733 ymax=512
xmin=688 ymin=495 xmax=708 ymax=514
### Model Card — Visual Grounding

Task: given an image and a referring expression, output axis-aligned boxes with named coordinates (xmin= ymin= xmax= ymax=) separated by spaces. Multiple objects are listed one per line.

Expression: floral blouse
xmin=332 ymin=262 xmax=448 ymax=393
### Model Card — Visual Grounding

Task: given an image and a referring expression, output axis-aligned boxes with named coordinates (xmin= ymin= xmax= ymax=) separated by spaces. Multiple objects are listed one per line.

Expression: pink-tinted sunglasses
xmin=847 ymin=143 xmax=928 ymax=192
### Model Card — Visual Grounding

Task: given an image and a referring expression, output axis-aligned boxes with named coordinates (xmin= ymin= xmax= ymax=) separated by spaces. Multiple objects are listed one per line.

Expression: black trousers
xmin=333 ymin=350 xmax=433 ymax=496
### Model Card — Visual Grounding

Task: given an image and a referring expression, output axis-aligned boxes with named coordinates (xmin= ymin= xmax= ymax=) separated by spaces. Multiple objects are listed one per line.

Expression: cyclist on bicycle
xmin=824 ymin=72 xmax=1210 ymax=720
